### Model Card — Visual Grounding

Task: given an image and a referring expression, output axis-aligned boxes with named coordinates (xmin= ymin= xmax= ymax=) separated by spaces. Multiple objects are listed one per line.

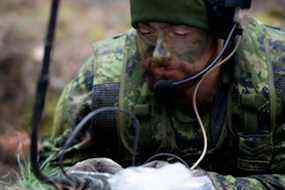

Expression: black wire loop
xmin=144 ymin=153 xmax=190 ymax=169
xmin=58 ymin=107 xmax=141 ymax=177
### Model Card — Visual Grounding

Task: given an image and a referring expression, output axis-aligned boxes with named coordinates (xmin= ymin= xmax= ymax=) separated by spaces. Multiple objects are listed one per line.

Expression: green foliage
xmin=11 ymin=159 xmax=58 ymax=190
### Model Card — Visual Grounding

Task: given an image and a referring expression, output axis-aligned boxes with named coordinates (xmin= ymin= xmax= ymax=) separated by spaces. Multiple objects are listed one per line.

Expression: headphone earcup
xmin=204 ymin=0 xmax=251 ymax=39
xmin=204 ymin=0 xmax=236 ymax=39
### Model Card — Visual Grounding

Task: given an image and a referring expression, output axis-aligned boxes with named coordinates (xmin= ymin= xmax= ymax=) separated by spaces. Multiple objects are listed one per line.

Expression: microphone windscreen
xmin=154 ymin=80 xmax=176 ymax=101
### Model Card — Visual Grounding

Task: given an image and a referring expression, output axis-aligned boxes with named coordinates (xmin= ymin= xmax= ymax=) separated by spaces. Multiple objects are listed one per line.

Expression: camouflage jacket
xmin=46 ymin=16 xmax=285 ymax=189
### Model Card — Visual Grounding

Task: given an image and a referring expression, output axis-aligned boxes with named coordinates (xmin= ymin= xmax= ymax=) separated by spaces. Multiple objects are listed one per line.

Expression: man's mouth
xmin=143 ymin=68 xmax=179 ymax=91
xmin=144 ymin=59 xmax=178 ymax=71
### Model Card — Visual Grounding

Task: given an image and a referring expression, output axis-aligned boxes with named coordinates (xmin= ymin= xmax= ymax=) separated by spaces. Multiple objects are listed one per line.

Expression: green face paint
xmin=171 ymin=30 xmax=209 ymax=62
xmin=136 ymin=23 xmax=210 ymax=65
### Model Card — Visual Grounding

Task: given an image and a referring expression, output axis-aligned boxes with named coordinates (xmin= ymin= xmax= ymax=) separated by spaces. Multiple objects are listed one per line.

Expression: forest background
xmin=0 ymin=0 xmax=284 ymax=187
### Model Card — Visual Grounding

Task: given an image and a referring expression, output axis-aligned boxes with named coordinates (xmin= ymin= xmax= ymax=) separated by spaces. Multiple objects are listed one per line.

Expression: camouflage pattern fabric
xmin=46 ymin=16 xmax=285 ymax=189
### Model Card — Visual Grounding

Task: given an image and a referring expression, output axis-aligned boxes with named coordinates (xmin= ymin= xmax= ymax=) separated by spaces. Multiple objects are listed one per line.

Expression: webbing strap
xmin=91 ymin=83 xmax=120 ymax=158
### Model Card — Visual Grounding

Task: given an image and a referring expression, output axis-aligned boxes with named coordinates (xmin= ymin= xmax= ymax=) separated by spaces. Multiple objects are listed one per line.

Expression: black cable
xmin=30 ymin=0 xmax=61 ymax=188
xmin=174 ymin=23 xmax=238 ymax=86
xmin=58 ymin=107 xmax=141 ymax=177
xmin=144 ymin=153 xmax=190 ymax=169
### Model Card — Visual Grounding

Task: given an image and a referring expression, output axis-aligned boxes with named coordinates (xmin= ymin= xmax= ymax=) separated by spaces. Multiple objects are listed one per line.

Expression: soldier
xmin=45 ymin=0 xmax=285 ymax=189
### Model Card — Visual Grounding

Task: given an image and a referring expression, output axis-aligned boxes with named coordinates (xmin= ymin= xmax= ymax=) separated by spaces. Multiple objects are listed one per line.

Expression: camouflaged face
xmin=49 ymin=15 xmax=285 ymax=190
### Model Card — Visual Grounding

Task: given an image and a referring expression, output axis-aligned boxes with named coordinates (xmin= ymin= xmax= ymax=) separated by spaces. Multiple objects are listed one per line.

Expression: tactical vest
xmin=91 ymin=16 xmax=285 ymax=172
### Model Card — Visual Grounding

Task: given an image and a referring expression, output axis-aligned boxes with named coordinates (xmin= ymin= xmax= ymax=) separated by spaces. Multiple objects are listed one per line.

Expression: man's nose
xmin=152 ymin=32 xmax=171 ymax=65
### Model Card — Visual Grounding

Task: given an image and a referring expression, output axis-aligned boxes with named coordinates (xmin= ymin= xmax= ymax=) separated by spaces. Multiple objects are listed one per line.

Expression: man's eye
xmin=138 ymin=28 xmax=153 ymax=35
xmin=172 ymin=26 xmax=191 ymax=36
xmin=173 ymin=30 xmax=190 ymax=36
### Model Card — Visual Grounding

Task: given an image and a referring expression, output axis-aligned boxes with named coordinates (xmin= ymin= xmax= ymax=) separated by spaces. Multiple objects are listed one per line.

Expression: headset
xmin=154 ymin=0 xmax=252 ymax=101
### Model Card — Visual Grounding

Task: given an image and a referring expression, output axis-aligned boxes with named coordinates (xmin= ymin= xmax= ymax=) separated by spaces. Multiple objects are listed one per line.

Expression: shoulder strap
xmin=265 ymin=25 xmax=285 ymax=123
xmin=231 ymin=16 xmax=278 ymax=134
xmin=91 ymin=83 xmax=120 ymax=158
xmin=91 ymin=82 xmax=120 ymax=123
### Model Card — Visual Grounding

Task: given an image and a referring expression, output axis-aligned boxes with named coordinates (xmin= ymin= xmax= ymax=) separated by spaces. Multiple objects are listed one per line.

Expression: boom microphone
xmin=154 ymin=80 xmax=176 ymax=101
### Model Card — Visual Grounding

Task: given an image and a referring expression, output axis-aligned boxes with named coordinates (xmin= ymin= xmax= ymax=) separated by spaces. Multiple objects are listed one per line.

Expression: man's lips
xmin=143 ymin=68 xmax=182 ymax=84
xmin=161 ymin=65 xmax=178 ymax=71
xmin=143 ymin=59 xmax=179 ymax=72
xmin=144 ymin=63 xmax=185 ymax=79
